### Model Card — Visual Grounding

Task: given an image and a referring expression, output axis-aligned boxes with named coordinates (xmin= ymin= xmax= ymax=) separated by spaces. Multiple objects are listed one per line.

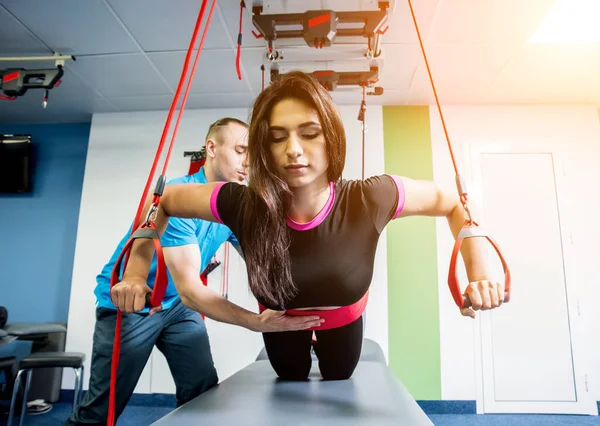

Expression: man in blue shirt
xmin=67 ymin=118 xmax=322 ymax=426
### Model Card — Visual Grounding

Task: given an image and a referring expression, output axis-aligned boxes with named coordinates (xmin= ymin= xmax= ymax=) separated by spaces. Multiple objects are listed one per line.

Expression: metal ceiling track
xmin=251 ymin=2 xmax=389 ymax=94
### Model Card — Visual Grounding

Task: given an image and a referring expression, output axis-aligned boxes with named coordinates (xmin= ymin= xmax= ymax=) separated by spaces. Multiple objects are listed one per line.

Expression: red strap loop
xmin=448 ymin=222 xmax=511 ymax=309
xmin=110 ymin=223 xmax=169 ymax=307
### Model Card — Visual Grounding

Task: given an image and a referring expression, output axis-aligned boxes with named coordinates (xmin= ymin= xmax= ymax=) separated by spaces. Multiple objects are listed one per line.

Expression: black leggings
xmin=262 ymin=315 xmax=363 ymax=381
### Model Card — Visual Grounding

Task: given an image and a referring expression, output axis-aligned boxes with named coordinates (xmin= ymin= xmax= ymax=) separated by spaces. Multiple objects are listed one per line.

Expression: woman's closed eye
xmin=270 ymin=135 xmax=287 ymax=143
xmin=302 ymin=132 xmax=321 ymax=140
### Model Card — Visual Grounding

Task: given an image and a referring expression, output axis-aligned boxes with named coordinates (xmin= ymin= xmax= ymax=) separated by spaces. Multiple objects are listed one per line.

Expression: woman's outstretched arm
xmin=398 ymin=177 xmax=504 ymax=318
xmin=120 ymin=182 xmax=223 ymax=289
xmin=158 ymin=182 xmax=222 ymax=226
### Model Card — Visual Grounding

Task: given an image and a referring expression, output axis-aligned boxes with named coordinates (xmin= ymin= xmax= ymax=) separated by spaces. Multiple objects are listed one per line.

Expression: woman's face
xmin=268 ymin=98 xmax=329 ymax=190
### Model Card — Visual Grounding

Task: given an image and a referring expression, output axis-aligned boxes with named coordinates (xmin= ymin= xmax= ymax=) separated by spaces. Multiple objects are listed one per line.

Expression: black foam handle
xmin=145 ymin=293 xmax=152 ymax=308
xmin=154 ymin=175 xmax=166 ymax=197
xmin=131 ymin=228 xmax=160 ymax=240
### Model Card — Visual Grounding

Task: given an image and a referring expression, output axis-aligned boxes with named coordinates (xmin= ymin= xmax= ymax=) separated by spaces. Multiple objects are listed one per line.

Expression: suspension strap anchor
xmin=455 ymin=174 xmax=474 ymax=224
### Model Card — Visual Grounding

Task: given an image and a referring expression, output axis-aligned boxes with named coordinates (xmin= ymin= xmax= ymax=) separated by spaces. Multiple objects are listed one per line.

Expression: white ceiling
xmin=1 ymin=0 xmax=599 ymax=124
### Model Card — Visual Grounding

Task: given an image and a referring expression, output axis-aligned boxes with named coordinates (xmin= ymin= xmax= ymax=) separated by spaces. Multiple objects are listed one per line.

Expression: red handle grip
xmin=109 ymin=222 xmax=168 ymax=309
xmin=448 ymin=222 xmax=511 ymax=309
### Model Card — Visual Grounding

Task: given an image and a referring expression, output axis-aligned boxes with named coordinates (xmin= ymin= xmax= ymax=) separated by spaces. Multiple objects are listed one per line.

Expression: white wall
xmin=429 ymin=105 xmax=600 ymax=401
xmin=63 ymin=104 xmax=389 ymax=392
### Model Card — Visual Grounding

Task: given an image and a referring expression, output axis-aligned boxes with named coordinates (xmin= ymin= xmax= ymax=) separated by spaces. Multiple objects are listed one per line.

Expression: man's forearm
xmin=122 ymin=237 xmax=156 ymax=281
xmin=180 ymin=284 xmax=260 ymax=331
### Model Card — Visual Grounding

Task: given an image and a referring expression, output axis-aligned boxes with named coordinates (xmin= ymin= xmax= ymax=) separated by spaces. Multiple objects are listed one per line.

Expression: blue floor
xmin=1 ymin=402 xmax=599 ymax=425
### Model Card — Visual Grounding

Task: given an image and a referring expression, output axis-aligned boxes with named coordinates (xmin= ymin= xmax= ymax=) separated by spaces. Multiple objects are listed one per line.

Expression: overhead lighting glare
xmin=529 ymin=0 xmax=600 ymax=44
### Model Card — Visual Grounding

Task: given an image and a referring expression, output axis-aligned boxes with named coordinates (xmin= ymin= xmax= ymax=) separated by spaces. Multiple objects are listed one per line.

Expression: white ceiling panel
xmin=69 ymin=53 xmax=173 ymax=98
xmin=484 ymin=85 xmax=600 ymax=105
xmin=407 ymin=43 xmax=514 ymax=98
xmin=485 ymin=44 xmax=600 ymax=104
xmin=106 ymin=0 xmax=233 ymax=52
xmin=0 ymin=0 xmax=139 ymax=55
xmin=185 ymin=92 xmax=258 ymax=109
xmin=148 ymin=49 xmax=250 ymax=94
xmin=404 ymin=72 xmax=486 ymax=105
xmin=383 ymin=0 xmax=439 ymax=45
xmin=377 ymin=43 xmax=421 ymax=90
xmin=0 ymin=94 xmax=116 ymax=124
xmin=42 ymin=96 xmax=117 ymax=118
xmin=0 ymin=5 xmax=50 ymax=55
xmin=107 ymin=92 xmax=258 ymax=114
xmin=107 ymin=95 xmax=177 ymax=112
xmin=426 ymin=0 xmax=554 ymax=46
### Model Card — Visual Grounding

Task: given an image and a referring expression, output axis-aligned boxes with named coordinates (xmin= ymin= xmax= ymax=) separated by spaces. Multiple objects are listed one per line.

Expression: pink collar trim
xmin=286 ymin=182 xmax=335 ymax=231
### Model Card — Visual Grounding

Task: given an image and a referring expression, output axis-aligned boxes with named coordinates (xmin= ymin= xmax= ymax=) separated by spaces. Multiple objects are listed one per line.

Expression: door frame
xmin=465 ymin=142 xmax=597 ymax=415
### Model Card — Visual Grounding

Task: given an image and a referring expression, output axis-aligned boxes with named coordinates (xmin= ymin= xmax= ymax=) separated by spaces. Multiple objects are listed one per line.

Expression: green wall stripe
xmin=383 ymin=106 xmax=441 ymax=400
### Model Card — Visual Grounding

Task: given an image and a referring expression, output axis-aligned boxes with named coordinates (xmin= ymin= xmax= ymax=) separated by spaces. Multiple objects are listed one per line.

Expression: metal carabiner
xmin=462 ymin=201 xmax=474 ymax=225
xmin=145 ymin=203 xmax=159 ymax=226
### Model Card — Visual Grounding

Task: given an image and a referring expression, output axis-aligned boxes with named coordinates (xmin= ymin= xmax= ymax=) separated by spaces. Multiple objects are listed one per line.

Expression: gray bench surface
xmin=152 ymin=360 xmax=433 ymax=426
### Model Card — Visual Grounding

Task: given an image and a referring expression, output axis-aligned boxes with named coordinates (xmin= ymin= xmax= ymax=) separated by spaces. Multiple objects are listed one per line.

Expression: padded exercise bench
xmin=151 ymin=339 xmax=433 ymax=426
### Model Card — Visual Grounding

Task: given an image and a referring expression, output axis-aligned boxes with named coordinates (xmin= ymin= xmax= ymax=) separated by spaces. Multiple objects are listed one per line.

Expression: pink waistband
xmin=258 ymin=291 xmax=369 ymax=331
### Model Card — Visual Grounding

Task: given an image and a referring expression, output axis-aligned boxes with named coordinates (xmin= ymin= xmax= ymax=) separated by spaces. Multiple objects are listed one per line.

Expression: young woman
xmin=125 ymin=71 xmax=505 ymax=381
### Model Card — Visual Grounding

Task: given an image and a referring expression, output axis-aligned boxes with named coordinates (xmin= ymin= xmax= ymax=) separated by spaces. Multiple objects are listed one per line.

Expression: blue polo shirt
xmin=94 ymin=167 xmax=239 ymax=312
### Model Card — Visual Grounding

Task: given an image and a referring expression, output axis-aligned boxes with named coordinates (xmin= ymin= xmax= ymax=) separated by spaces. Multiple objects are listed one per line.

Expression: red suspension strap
xmin=236 ymin=1 xmax=245 ymax=80
xmin=407 ymin=0 xmax=511 ymax=310
xmin=359 ymin=84 xmax=367 ymax=180
xmin=220 ymin=243 xmax=230 ymax=299
xmin=107 ymin=0 xmax=217 ymax=424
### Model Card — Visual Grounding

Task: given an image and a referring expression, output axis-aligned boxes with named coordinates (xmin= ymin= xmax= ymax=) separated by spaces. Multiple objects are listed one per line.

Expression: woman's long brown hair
xmin=240 ymin=71 xmax=346 ymax=309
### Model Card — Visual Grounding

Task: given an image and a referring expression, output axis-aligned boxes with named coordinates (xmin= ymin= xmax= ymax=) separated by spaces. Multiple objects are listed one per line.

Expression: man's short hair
xmin=205 ymin=117 xmax=249 ymax=144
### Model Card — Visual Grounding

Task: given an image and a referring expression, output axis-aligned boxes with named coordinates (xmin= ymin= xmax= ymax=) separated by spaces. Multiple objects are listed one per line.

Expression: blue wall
xmin=0 ymin=123 xmax=90 ymax=324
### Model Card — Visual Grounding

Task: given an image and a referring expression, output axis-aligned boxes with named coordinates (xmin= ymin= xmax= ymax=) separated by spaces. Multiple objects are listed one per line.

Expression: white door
xmin=467 ymin=146 xmax=596 ymax=415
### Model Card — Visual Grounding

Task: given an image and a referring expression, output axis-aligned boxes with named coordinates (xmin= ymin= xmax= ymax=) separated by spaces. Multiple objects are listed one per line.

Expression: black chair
xmin=7 ymin=352 xmax=85 ymax=426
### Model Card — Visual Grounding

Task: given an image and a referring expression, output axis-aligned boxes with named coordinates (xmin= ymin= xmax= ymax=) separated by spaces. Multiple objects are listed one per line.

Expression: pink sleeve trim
xmin=386 ymin=174 xmax=405 ymax=219
xmin=209 ymin=182 xmax=226 ymax=224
